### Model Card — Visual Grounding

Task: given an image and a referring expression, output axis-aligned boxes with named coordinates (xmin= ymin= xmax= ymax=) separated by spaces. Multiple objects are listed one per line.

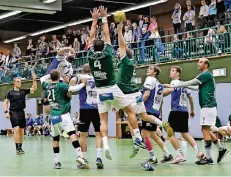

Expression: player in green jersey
xmin=166 ymin=58 xmax=229 ymax=165
xmin=116 ymin=22 xmax=173 ymax=162
xmin=40 ymin=69 xmax=89 ymax=169
xmin=87 ymin=6 xmax=146 ymax=160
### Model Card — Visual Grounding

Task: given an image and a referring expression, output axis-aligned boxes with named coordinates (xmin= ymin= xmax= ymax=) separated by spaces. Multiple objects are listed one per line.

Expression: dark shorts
xmin=9 ymin=111 xmax=26 ymax=128
xmin=141 ymin=112 xmax=158 ymax=132
xmin=78 ymin=109 xmax=100 ymax=132
xmin=168 ymin=111 xmax=189 ymax=133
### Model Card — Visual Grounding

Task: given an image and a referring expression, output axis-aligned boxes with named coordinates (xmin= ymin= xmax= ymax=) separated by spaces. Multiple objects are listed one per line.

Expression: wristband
xmin=4 ymin=110 xmax=8 ymax=114
xmin=102 ymin=17 xmax=108 ymax=23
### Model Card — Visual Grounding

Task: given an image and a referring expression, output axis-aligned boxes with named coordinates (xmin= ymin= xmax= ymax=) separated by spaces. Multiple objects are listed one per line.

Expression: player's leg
xmin=17 ymin=111 xmax=26 ymax=154
xmin=61 ymin=113 xmax=89 ymax=169
xmin=53 ymin=135 xmax=61 ymax=169
xmin=210 ymin=131 xmax=229 ymax=163
xmin=92 ymin=109 xmax=104 ymax=169
xmin=156 ymin=126 xmax=165 ymax=142
xmin=149 ymin=130 xmax=173 ymax=163
xmin=168 ymin=111 xmax=185 ymax=163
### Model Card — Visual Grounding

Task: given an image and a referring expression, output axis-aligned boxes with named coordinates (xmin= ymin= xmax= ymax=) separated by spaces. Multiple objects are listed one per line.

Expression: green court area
xmin=0 ymin=136 xmax=230 ymax=176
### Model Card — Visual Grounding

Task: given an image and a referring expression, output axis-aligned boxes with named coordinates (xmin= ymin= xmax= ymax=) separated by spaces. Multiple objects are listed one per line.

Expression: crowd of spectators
xmin=0 ymin=0 xmax=231 ymax=82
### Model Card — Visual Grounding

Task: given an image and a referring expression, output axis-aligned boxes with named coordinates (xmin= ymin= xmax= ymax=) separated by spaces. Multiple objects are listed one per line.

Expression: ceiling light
xmin=0 ymin=10 xmax=22 ymax=20
xmin=4 ymin=36 xmax=26 ymax=43
xmin=67 ymin=18 xmax=92 ymax=26
xmin=43 ymin=0 xmax=57 ymax=3
xmin=30 ymin=25 xmax=66 ymax=36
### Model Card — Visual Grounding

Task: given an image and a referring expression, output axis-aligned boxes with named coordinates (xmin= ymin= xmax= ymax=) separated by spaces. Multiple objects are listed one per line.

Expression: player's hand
xmin=190 ymin=112 xmax=195 ymax=118
xmin=99 ymin=6 xmax=107 ymax=17
xmin=163 ymin=84 xmax=171 ymax=88
xmin=90 ymin=7 xmax=99 ymax=20
xmin=80 ymin=78 xmax=88 ymax=85
xmin=5 ymin=113 xmax=10 ymax=119
xmin=31 ymin=71 xmax=37 ymax=80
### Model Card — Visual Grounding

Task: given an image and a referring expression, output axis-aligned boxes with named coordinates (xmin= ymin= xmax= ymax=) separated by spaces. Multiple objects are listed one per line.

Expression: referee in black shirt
xmin=3 ymin=71 xmax=37 ymax=155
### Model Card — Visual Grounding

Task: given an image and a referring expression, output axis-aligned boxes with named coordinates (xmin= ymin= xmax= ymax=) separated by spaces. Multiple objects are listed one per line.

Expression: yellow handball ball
xmin=114 ymin=11 xmax=126 ymax=23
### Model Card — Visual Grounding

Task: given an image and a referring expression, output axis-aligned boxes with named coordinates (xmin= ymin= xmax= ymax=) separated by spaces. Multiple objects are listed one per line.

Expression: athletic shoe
xmin=134 ymin=138 xmax=147 ymax=149
xmin=141 ymin=161 xmax=154 ymax=171
xmin=96 ymin=158 xmax=104 ymax=169
xmin=54 ymin=162 xmax=61 ymax=169
xmin=19 ymin=148 xmax=25 ymax=154
xmin=105 ymin=149 xmax=112 ymax=160
xmin=196 ymin=152 xmax=205 ymax=161
xmin=195 ymin=157 xmax=214 ymax=165
xmin=170 ymin=154 xmax=186 ymax=164
xmin=129 ymin=147 xmax=143 ymax=158
xmin=16 ymin=149 xmax=21 ymax=155
xmin=161 ymin=154 xmax=173 ymax=163
xmin=217 ymin=148 xmax=229 ymax=163
xmin=76 ymin=156 xmax=89 ymax=169
xmin=162 ymin=121 xmax=174 ymax=137
xmin=148 ymin=158 xmax=158 ymax=164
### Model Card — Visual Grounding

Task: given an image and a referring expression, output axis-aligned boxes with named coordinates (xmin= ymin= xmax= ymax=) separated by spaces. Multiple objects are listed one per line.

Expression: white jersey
xmin=142 ymin=76 xmax=164 ymax=115
xmin=77 ymin=73 xmax=98 ymax=109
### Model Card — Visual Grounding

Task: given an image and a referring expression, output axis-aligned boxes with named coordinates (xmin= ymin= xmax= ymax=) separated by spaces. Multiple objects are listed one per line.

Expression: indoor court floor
xmin=0 ymin=136 xmax=230 ymax=176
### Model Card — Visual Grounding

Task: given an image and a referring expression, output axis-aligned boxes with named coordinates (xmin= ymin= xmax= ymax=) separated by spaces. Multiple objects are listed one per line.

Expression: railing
xmin=1 ymin=29 xmax=231 ymax=84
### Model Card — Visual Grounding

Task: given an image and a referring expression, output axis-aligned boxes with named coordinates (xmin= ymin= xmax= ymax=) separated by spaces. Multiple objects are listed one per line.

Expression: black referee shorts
xmin=9 ymin=111 xmax=26 ymax=128
xmin=78 ymin=109 xmax=101 ymax=133
xmin=141 ymin=112 xmax=159 ymax=132
xmin=168 ymin=111 xmax=189 ymax=133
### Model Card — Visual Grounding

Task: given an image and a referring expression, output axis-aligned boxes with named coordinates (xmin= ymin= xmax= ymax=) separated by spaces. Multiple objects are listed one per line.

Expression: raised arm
xmin=99 ymin=6 xmax=111 ymax=44
xmin=89 ymin=7 xmax=99 ymax=46
xmin=30 ymin=71 xmax=37 ymax=93
xmin=117 ymin=22 xmax=126 ymax=58
xmin=171 ymin=78 xmax=200 ymax=88
xmin=58 ymin=47 xmax=74 ymax=56
xmin=68 ymin=78 xmax=87 ymax=92
xmin=40 ymin=74 xmax=50 ymax=84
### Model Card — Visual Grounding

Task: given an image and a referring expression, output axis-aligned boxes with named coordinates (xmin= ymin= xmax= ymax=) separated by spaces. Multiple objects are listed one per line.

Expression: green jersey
xmin=42 ymin=82 xmax=71 ymax=116
xmin=117 ymin=54 xmax=139 ymax=94
xmin=196 ymin=71 xmax=217 ymax=108
xmin=87 ymin=43 xmax=116 ymax=88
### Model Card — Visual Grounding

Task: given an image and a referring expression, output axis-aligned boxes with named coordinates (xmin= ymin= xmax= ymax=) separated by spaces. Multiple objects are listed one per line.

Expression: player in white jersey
xmin=164 ymin=66 xmax=204 ymax=164
xmin=141 ymin=65 xmax=173 ymax=164
xmin=70 ymin=64 xmax=104 ymax=169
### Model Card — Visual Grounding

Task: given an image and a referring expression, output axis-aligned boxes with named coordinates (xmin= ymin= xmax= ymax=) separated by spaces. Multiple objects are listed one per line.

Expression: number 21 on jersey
xmin=94 ymin=60 xmax=101 ymax=69
xmin=47 ymin=89 xmax=55 ymax=102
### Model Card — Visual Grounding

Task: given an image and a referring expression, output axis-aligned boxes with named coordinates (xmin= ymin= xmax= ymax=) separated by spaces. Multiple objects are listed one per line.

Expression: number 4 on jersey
xmin=94 ymin=60 xmax=101 ymax=69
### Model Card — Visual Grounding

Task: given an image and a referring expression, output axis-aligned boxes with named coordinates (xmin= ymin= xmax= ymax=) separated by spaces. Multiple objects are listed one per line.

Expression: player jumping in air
xmin=87 ymin=6 xmax=146 ymax=160
xmin=40 ymin=69 xmax=89 ymax=169
xmin=116 ymin=22 xmax=173 ymax=160
xmin=166 ymin=58 xmax=229 ymax=165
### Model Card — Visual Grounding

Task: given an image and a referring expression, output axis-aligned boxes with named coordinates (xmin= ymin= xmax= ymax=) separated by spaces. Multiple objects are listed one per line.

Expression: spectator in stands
xmin=13 ymin=43 xmax=21 ymax=59
xmin=61 ymin=34 xmax=68 ymax=47
xmin=50 ymin=35 xmax=62 ymax=56
xmin=80 ymin=29 xmax=87 ymax=50
xmin=171 ymin=34 xmax=184 ymax=59
xmin=42 ymin=116 xmax=51 ymax=136
xmin=137 ymin=14 xmax=144 ymax=29
xmin=148 ymin=16 xmax=158 ymax=32
xmin=11 ymin=64 xmax=20 ymax=79
xmin=183 ymin=5 xmax=195 ymax=32
xmin=204 ymin=28 xmax=219 ymax=55
xmin=109 ymin=22 xmax=115 ymax=42
xmin=33 ymin=114 xmax=44 ymax=136
xmin=124 ymin=26 xmax=133 ymax=43
xmin=185 ymin=32 xmax=196 ymax=58
xmin=26 ymin=39 xmax=36 ymax=58
xmin=143 ymin=16 xmax=150 ymax=29
xmin=217 ymin=0 xmax=226 ymax=25
xmin=172 ymin=3 xmax=182 ymax=36
xmin=199 ymin=0 xmax=209 ymax=36
xmin=218 ymin=25 xmax=230 ymax=53
xmin=66 ymin=28 xmax=74 ymax=46
xmin=132 ymin=22 xmax=141 ymax=47
xmin=126 ymin=20 xmax=132 ymax=30
xmin=4 ymin=50 xmax=13 ymax=68
xmin=73 ymin=38 xmax=80 ymax=53
xmin=209 ymin=0 xmax=217 ymax=27
xmin=140 ymin=27 xmax=151 ymax=61
xmin=38 ymin=35 xmax=49 ymax=57
xmin=25 ymin=113 xmax=33 ymax=136
xmin=0 ymin=52 xmax=5 ymax=66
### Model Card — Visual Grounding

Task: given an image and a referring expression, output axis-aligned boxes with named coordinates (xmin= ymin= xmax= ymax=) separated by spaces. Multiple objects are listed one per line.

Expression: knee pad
xmin=67 ymin=130 xmax=76 ymax=137
xmin=53 ymin=135 xmax=60 ymax=142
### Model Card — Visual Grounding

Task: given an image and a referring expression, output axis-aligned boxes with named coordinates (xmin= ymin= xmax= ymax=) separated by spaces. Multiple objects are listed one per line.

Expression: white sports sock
xmin=75 ymin=147 xmax=83 ymax=158
xmin=162 ymin=146 xmax=170 ymax=156
xmin=193 ymin=145 xmax=199 ymax=154
xmin=176 ymin=149 xmax=183 ymax=156
xmin=54 ymin=153 xmax=61 ymax=163
xmin=149 ymin=150 xmax=155 ymax=160
xmin=133 ymin=129 xmax=142 ymax=140
xmin=132 ymin=136 xmax=138 ymax=148
xmin=96 ymin=148 xmax=103 ymax=159
xmin=102 ymin=136 xmax=109 ymax=150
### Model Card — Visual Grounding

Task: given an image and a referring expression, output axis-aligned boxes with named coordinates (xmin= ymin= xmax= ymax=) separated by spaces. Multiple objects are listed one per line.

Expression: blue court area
xmin=0 ymin=136 xmax=230 ymax=176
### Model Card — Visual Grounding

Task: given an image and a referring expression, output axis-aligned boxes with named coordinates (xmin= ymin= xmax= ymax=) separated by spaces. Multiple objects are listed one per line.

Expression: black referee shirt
xmin=5 ymin=88 xmax=30 ymax=111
